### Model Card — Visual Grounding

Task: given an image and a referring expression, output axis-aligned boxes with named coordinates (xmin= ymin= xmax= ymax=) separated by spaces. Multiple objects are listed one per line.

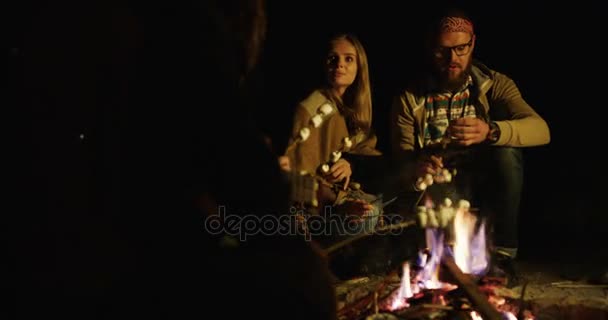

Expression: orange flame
xmin=387 ymin=198 xmax=511 ymax=316
xmin=453 ymin=206 xmax=488 ymax=276
xmin=390 ymin=262 xmax=412 ymax=310
xmin=470 ymin=311 xmax=483 ymax=320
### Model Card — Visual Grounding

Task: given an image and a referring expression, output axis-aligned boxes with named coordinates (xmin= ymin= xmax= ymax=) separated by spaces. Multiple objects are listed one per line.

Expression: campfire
xmin=336 ymin=196 xmax=536 ymax=320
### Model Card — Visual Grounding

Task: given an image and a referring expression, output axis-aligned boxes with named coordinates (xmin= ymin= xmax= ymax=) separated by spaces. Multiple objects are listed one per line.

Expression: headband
xmin=439 ymin=16 xmax=474 ymax=35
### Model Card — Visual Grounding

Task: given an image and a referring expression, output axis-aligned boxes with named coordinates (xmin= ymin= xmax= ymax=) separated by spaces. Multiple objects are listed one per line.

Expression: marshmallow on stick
xmin=417 ymin=206 xmax=428 ymax=227
xmin=298 ymin=127 xmax=310 ymax=142
xmin=318 ymin=103 xmax=333 ymax=116
xmin=320 ymin=164 xmax=330 ymax=174
xmin=331 ymin=151 xmax=342 ymax=163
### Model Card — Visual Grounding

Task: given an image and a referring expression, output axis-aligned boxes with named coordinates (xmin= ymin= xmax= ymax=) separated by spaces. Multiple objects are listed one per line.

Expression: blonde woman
xmin=286 ymin=33 xmax=381 ymax=229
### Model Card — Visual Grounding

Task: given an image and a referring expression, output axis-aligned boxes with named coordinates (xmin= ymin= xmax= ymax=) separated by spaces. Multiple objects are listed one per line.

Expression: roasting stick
xmin=323 ymin=220 xmax=417 ymax=255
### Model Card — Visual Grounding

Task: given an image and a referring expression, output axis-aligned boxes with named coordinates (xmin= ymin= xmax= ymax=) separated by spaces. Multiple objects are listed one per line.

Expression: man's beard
xmin=436 ymin=62 xmax=472 ymax=92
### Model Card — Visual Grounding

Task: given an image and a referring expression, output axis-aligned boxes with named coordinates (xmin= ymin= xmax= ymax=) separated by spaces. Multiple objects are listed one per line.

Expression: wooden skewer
xmin=283 ymin=136 xmax=303 ymax=156
xmin=323 ymin=220 xmax=417 ymax=255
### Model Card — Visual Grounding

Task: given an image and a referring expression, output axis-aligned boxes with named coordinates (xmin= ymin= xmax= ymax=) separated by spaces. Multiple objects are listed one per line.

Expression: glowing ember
xmin=472 ymin=310 xmax=519 ymax=320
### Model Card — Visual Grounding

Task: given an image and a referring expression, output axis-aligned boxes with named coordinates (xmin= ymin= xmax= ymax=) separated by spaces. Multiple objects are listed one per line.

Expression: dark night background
xmin=8 ymin=0 xmax=607 ymax=282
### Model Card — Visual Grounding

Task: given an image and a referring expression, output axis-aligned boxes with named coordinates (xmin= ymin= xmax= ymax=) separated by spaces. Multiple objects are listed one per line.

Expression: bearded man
xmin=390 ymin=8 xmax=550 ymax=286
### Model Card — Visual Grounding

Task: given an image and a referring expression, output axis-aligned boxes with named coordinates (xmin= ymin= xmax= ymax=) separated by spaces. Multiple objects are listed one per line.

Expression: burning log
xmin=334 ymin=193 xmax=531 ymax=319
xmin=551 ymin=283 xmax=608 ymax=289
xmin=441 ymin=255 xmax=503 ymax=320
xmin=337 ymin=279 xmax=390 ymax=319
xmin=419 ymin=303 xmax=454 ymax=310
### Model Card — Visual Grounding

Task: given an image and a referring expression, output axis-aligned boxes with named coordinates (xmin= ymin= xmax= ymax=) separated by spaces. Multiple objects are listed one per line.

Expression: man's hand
xmin=325 ymin=158 xmax=352 ymax=190
xmin=415 ymin=155 xmax=443 ymax=178
xmin=448 ymin=117 xmax=490 ymax=146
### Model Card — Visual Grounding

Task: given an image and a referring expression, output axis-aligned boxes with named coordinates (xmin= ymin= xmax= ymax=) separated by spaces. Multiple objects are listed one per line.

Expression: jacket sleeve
xmin=350 ymin=132 xmax=382 ymax=156
xmin=489 ymin=73 xmax=551 ymax=147
xmin=389 ymin=93 xmax=421 ymax=192
xmin=286 ymin=105 xmax=322 ymax=175
xmin=390 ymin=93 xmax=417 ymax=155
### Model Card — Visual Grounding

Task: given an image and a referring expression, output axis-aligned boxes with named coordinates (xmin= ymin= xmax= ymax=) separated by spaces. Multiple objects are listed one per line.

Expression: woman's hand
xmin=325 ymin=158 xmax=352 ymax=190
xmin=278 ymin=156 xmax=291 ymax=172
xmin=335 ymin=199 xmax=375 ymax=219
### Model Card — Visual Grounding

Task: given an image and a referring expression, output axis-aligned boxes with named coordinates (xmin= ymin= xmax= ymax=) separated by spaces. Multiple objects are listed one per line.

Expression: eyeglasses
xmin=433 ymin=38 xmax=473 ymax=58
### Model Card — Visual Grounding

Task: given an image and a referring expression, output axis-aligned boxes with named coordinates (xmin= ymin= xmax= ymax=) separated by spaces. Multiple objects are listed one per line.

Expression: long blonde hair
xmin=324 ymin=33 xmax=373 ymax=134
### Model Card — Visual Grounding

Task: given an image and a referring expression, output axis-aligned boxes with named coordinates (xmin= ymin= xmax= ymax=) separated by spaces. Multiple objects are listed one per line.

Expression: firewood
xmin=551 ymin=284 xmax=608 ymax=288
xmin=441 ymin=255 xmax=503 ymax=320
xmin=393 ymin=304 xmax=448 ymax=319
xmin=420 ymin=303 xmax=454 ymax=310
xmin=374 ymin=291 xmax=379 ymax=314
xmin=337 ymin=282 xmax=388 ymax=319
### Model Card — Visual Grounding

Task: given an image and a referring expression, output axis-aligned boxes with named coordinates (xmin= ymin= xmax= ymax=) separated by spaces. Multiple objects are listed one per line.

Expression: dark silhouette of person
xmin=12 ymin=1 xmax=337 ymax=319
